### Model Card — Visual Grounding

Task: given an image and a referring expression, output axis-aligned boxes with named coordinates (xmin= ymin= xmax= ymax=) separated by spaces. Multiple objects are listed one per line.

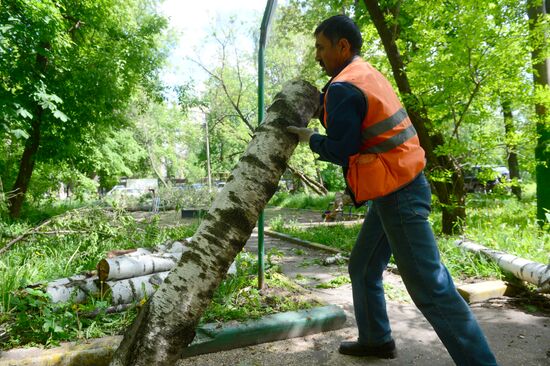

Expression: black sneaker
xmin=338 ymin=339 xmax=397 ymax=359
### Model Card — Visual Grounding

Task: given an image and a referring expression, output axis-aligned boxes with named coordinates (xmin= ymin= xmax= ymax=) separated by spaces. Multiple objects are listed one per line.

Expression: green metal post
xmin=258 ymin=0 xmax=277 ymax=290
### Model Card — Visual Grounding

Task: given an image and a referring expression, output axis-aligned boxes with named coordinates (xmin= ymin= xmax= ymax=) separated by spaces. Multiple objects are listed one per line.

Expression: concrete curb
xmin=292 ymin=219 xmax=364 ymax=228
xmin=264 ymin=230 xmax=345 ymax=254
xmin=0 ymin=306 xmax=346 ymax=366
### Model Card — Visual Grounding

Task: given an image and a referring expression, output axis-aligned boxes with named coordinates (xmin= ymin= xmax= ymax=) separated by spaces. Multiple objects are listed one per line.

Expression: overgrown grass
xmin=0 ymin=206 xmax=319 ymax=349
xmin=202 ymin=251 xmax=321 ymax=323
xmin=0 ymin=207 xmax=197 ymax=348
xmin=270 ymin=218 xmax=360 ymax=254
xmin=270 ymin=193 xmax=548 ymax=281
xmin=268 ymin=191 xmax=336 ymax=210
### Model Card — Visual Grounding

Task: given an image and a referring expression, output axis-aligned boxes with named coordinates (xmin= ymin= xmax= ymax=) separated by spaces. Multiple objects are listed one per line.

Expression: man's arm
xmin=309 ymin=82 xmax=366 ymax=166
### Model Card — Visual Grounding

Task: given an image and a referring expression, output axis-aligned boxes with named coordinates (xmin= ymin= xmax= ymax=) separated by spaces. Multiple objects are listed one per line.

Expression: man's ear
xmin=338 ymin=38 xmax=352 ymax=55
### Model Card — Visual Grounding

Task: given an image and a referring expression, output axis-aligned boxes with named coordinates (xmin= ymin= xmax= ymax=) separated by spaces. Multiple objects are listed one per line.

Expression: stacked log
xmin=41 ymin=239 xmax=221 ymax=305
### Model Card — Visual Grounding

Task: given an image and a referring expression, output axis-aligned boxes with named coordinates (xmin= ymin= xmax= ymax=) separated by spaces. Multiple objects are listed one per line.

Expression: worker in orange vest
xmin=287 ymin=15 xmax=498 ymax=365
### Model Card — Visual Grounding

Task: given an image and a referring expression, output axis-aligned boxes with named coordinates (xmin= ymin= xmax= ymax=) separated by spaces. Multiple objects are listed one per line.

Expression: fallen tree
xmin=456 ymin=239 xmax=550 ymax=292
xmin=109 ymin=80 xmax=319 ymax=366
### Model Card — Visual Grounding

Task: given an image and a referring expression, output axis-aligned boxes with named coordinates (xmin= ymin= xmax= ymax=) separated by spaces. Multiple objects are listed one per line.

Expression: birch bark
xmin=109 ymin=80 xmax=319 ymax=366
xmin=456 ymin=239 xmax=550 ymax=291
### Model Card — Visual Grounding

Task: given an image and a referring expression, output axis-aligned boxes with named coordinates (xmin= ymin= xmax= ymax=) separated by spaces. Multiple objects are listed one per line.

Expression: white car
xmin=106 ymin=186 xmax=143 ymax=198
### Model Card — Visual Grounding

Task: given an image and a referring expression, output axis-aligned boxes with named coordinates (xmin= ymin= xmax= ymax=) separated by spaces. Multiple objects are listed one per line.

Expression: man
xmin=287 ymin=15 xmax=498 ymax=365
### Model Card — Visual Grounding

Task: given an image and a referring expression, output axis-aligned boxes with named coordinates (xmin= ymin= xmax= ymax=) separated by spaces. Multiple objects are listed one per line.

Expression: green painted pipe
xmin=257 ymin=0 xmax=277 ymax=290
xmin=182 ymin=305 xmax=347 ymax=357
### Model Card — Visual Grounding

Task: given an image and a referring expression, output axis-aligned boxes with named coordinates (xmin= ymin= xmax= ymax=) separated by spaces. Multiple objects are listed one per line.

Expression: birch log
xmin=103 ymin=271 xmax=170 ymax=305
xmin=98 ymin=240 xmax=192 ymax=281
xmin=97 ymin=253 xmax=182 ymax=282
xmin=109 ymin=80 xmax=319 ymax=366
xmin=45 ymin=274 xmax=100 ymax=303
xmin=456 ymin=239 xmax=550 ymax=291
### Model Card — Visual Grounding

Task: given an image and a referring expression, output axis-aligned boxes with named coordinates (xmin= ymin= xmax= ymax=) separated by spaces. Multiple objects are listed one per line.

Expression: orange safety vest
xmin=323 ymin=58 xmax=426 ymax=202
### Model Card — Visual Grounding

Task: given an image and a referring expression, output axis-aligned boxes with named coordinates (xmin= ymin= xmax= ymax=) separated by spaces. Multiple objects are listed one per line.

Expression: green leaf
xmin=52 ymin=109 xmax=69 ymax=122
xmin=16 ymin=107 xmax=33 ymax=119
xmin=12 ymin=129 xmax=30 ymax=139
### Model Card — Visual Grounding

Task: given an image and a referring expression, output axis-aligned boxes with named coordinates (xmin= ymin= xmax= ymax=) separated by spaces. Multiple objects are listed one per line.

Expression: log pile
xmin=39 ymin=239 xmax=236 ymax=306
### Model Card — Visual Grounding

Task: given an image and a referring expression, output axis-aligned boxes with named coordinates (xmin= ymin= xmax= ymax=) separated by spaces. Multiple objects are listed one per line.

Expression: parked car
xmin=463 ymin=165 xmax=510 ymax=193
xmin=105 ymin=186 xmax=143 ymax=198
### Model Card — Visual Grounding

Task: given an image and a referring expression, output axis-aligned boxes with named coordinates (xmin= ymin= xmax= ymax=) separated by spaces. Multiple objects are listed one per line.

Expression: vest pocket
xmin=346 ymin=153 xmax=398 ymax=202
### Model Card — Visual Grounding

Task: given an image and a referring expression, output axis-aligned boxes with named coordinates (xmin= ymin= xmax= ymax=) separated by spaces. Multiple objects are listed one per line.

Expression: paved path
xmin=177 ymin=209 xmax=550 ymax=366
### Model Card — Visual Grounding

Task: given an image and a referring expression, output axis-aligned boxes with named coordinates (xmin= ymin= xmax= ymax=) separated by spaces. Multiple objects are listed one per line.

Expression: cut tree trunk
xmin=456 ymin=239 xmax=549 ymax=292
xmin=97 ymin=253 xmax=182 ymax=282
xmin=109 ymin=80 xmax=319 ymax=366
xmin=43 ymin=242 xmax=192 ymax=304
xmin=45 ymin=274 xmax=100 ymax=304
xmin=103 ymin=271 xmax=170 ymax=305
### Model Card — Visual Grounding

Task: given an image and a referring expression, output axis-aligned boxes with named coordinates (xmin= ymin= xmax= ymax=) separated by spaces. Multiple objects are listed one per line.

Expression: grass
xmin=269 ymin=216 xmax=360 ymax=254
xmin=268 ymin=192 xmax=336 ymax=210
xmin=269 ymin=192 xmax=549 ymax=281
xmin=268 ymin=191 xmax=367 ymax=217
xmin=0 ymin=205 xmax=320 ymax=350
xmin=315 ymin=275 xmax=351 ymax=289
xmin=0 ymin=207 xmax=197 ymax=348
xmin=203 ymin=251 xmax=321 ymax=323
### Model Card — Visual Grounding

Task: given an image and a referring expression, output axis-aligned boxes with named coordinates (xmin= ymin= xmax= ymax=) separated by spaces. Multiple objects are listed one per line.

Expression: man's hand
xmin=286 ymin=126 xmax=317 ymax=143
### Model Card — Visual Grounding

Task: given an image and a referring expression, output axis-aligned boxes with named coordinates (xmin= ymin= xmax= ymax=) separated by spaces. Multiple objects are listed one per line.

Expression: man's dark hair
xmin=314 ymin=15 xmax=363 ymax=55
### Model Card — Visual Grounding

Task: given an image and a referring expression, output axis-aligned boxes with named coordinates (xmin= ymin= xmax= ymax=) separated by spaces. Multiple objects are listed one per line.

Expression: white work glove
xmin=286 ymin=126 xmax=317 ymax=143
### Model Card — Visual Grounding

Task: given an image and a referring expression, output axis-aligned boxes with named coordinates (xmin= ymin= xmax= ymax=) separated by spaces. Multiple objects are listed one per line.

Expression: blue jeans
xmin=348 ymin=172 xmax=498 ymax=365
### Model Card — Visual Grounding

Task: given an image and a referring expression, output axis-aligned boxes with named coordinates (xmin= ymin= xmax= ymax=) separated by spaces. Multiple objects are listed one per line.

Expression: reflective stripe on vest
xmin=323 ymin=58 xmax=426 ymax=202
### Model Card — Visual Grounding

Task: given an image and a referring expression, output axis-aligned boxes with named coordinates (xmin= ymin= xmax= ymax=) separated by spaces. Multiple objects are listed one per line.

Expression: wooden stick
xmin=0 ymin=219 xmax=52 ymax=256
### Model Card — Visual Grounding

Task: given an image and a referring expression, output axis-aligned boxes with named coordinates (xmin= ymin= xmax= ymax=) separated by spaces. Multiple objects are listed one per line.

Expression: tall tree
xmin=527 ymin=0 xmax=550 ymax=224
xmin=357 ymin=0 xmax=538 ymax=232
xmin=502 ymin=98 xmax=522 ymax=199
xmin=362 ymin=0 xmax=466 ymax=233
xmin=0 ymin=0 xmax=167 ymax=217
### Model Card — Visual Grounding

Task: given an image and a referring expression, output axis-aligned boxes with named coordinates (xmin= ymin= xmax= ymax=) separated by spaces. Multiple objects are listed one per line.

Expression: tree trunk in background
xmin=8 ymin=109 xmax=42 ymax=218
xmin=8 ymin=42 xmax=50 ymax=218
xmin=109 ymin=80 xmax=319 ymax=366
xmin=528 ymin=0 xmax=550 ymax=225
xmin=363 ymin=0 xmax=465 ymax=234
xmin=502 ymin=99 xmax=522 ymax=200
xmin=288 ymin=165 xmax=328 ymax=195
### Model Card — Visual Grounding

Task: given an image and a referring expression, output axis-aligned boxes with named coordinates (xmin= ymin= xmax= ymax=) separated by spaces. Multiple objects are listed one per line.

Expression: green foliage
xmin=0 ymin=206 xmax=198 ymax=348
xmin=0 ymin=0 xmax=170 ymax=212
xmin=383 ymin=283 xmax=411 ymax=303
xmin=270 ymin=192 xmax=547 ymax=279
xmin=0 ymin=204 xmax=320 ymax=349
xmin=5 ymin=288 xmax=137 ymax=348
xmin=202 ymin=252 xmax=320 ymax=324
xmin=315 ymin=275 xmax=351 ymax=289
xmin=272 ymin=223 xmax=361 ymax=254
xmin=268 ymin=191 xmax=336 ymax=210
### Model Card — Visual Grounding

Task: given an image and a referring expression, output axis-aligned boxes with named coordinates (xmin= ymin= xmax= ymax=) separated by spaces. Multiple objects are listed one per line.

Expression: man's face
xmin=315 ymin=32 xmax=352 ymax=77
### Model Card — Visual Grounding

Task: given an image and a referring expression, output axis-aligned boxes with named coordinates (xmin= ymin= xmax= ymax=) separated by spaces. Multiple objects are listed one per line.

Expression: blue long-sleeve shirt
xmin=309 ymin=82 xmax=366 ymax=167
